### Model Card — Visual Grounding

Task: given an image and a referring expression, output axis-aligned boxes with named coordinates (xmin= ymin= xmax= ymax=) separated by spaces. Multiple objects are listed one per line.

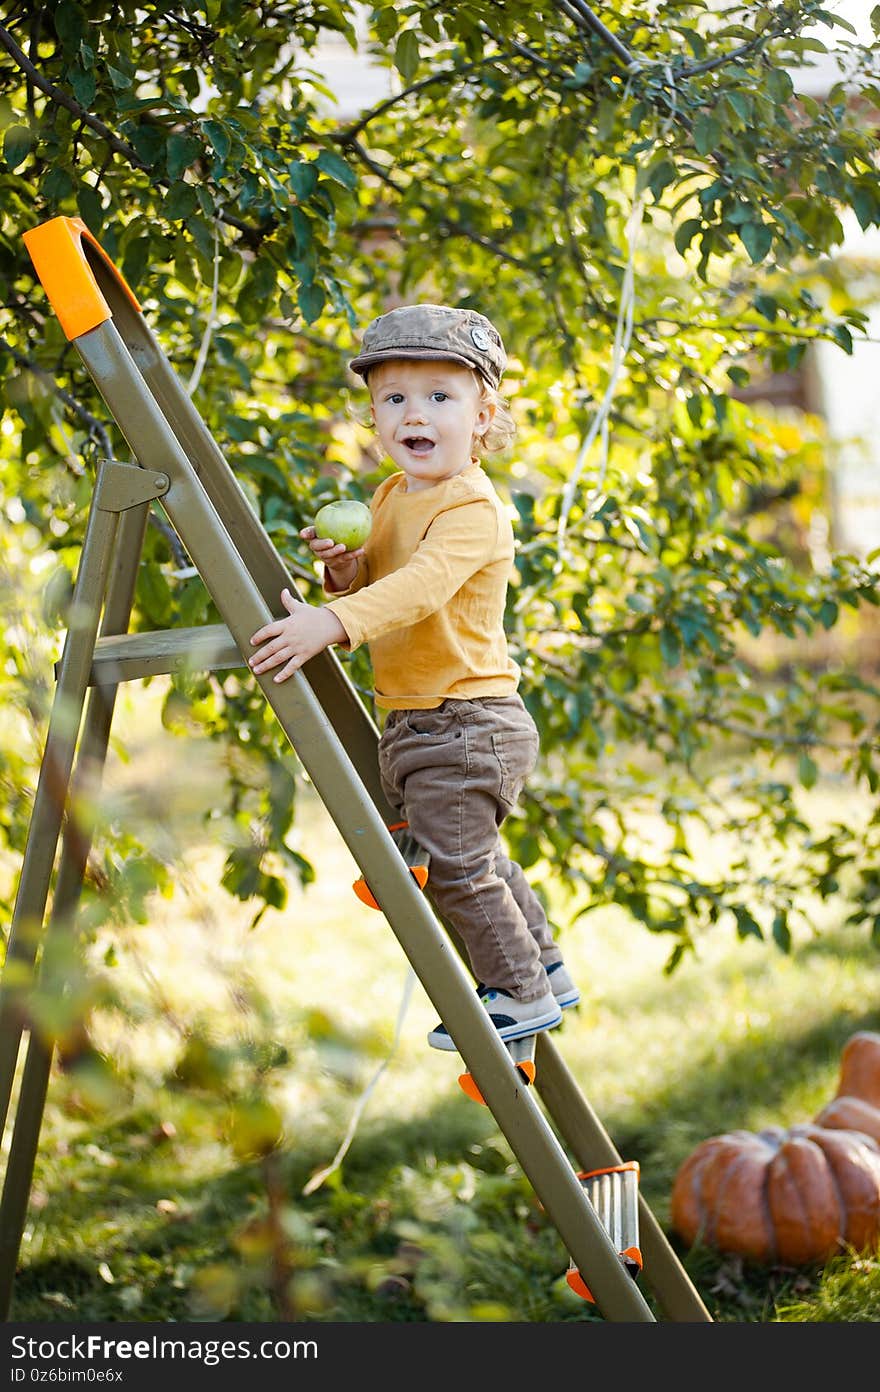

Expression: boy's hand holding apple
xmin=300 ymin=500 xmax=372 ymax=593
xmin=248 ymin=501 xmax=369 ymax=682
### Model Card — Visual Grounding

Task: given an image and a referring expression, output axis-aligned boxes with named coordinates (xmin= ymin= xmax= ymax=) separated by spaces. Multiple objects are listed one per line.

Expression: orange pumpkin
xmin=814 ymin=1031 xmax=880 ymax=1143
xmin=670 ymin=1122 xmax=880 ymax=1265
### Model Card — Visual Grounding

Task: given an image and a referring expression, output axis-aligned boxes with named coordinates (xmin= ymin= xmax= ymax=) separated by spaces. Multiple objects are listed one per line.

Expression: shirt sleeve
xmin=323 ymin=556 xmax=370 ymax=599
xmin=325 ymin=497 xmax=499 ymax=651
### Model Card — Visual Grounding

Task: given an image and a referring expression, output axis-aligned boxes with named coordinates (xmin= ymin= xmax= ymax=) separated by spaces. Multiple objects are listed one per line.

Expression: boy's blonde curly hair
xmin=474 ymin=377 xmax=516 ymax=455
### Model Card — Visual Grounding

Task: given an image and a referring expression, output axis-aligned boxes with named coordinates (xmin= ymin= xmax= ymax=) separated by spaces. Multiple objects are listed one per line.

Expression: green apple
xmin=313 ymin=500 xmax=372 ymax=550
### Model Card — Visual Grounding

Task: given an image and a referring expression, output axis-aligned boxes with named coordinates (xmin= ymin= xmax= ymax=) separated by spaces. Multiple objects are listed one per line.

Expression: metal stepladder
xmin=0 ymin=215 xmax=712 ymax=1324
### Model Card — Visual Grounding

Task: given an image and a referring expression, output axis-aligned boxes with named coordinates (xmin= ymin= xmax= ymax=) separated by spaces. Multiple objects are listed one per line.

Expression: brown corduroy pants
xmin=377 ymin=695 xmax=561 ymax=1002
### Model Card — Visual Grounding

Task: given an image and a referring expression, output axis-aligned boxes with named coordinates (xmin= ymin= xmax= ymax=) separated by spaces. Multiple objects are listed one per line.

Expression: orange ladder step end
xmin=566 ymin=1269 xmax=595 ymax=1303
xmin=353 ymin=862 xmax=427 ymax=910
xmin=457 ymin=1058 xmax=535 ymax=1106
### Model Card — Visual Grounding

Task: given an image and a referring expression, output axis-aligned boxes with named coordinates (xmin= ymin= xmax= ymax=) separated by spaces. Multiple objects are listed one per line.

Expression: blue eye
xmin=387 ymin=393 xmax=404 ymax=404
xmin=431 ymin=391 xmax=448 ymax=402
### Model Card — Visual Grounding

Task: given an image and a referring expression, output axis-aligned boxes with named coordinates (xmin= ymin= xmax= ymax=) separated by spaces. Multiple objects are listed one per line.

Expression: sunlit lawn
xmin=4 ymin=678 xmax=880 ymax=1323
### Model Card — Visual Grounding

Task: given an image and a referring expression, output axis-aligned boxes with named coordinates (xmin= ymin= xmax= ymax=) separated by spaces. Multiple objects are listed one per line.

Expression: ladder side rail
xmin=72 ymin=318 xmax=655 ymax=1322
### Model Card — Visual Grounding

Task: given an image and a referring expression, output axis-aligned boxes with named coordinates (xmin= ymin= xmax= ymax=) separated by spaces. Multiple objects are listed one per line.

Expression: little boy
xmin=249 ymin=304 xmax=579 ymax=1049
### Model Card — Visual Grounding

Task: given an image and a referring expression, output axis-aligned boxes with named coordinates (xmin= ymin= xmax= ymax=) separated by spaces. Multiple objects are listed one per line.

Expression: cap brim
xmin=349 ymin=348 xmax=498 ymax=387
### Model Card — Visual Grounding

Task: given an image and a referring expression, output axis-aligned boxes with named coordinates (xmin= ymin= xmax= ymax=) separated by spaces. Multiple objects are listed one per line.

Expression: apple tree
xmin=1 ymin=0 xmax=879 ymax=973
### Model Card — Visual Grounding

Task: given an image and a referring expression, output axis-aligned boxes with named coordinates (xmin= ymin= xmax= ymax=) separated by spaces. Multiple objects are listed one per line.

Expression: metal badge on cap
xmin=470 ymin=326 xmax=491 ymax=351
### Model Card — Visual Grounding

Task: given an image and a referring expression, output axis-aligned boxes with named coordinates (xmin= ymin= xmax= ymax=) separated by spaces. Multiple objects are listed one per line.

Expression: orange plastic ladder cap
xmin=23 ymin=216 xmax=141 ymax=342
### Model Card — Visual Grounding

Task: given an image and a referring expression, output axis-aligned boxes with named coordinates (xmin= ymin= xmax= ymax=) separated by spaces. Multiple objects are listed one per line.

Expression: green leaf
xmin=202 ymin=119 xmax=231 ymax=162
xmin=315 ymin=148 xmax=356 ymax=189
xmin=646 ymin=158 xmax=676 ymax=201
xmin=297 ymin=282 xmax=325 ymax=324
xmin=106 ymin=63 xmax=132 ymax=90
xmin=565 ymin=60 xmax=594 ymax=88
xmin=69 ymin=64 xmax=97 ymax=107
xmin=818 ymin=599 xmax=838 ymax=629
xmin=733 ymin=906 xmax=763 ymax=941
xmin=289 ymin=161 xmax=318 ymax=200
xmin=660 ymin=625 xmax=681 ymax=667
xmin=3 ymin=124 xmax=33 ymax=171
xmin=375 ymin=7 xmax=400 ymax=44
xmin=738 ymin=221 xmax=773 ymax=264
xmin=250 ymin=257 xmax=277 ymax=302
xmin=853 ymin=187 xmax=877 ymax=230
xmin=693 ymin=114 xmax=722 ymax=157
xmin=195 ymin=185 xmax=215 ymax=217
xmin=725 ymin=91 xmax=752 ymax=125
xmin=54 ymin=1 xmax=84 ymax=50
xmin=394 ymin=30 xmax=420 ymax=82
xmin=831 ymin=323 xmax=853 ymax=354
xmin=130 ymin=124 xmax=165 ymax=166
xmin=166 ymin=133 xmax=202 ymax=181
xmin=291 ymin=207 xmax=312 ymax=255
xmin=771 ymin=910 xmax=791 ymax=952
xmin=41 ymin=167 xmax=75 ymax=203
xmin=77 ymin=184 xmax=103 ymax=233
xmin=767 ymin=69 xmax=794 ymax=105
xmin=753 ymin=294 xmax=778 ymax=322
xmin=122 ymin=237 xmax=151 ymax=292
xmin=674 ymin=218 xmax=701 ymax=255
xmin=164 ymin=181 xmax=198 ymax=221
xmin=798 ymin=752 xmax=818 ymax=789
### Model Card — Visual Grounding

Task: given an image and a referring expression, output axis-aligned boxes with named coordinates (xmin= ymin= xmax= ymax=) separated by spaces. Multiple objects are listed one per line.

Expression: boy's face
xmin=368 ymin=359 xmax=494 ymax=491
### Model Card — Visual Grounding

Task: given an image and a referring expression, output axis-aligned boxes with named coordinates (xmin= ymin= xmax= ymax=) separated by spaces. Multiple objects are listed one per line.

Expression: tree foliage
xmin=2 ymin=0 xmax=880 ymax=970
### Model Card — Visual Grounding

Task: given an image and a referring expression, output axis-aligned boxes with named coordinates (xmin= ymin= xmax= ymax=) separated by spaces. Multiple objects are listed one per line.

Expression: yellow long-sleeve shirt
xmin=325 ymin=460 xmax=520 ymax=710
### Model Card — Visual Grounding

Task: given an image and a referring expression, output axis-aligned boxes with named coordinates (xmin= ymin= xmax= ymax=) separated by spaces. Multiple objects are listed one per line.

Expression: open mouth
xmin=402 ymin=436 xmax=435 ymax=455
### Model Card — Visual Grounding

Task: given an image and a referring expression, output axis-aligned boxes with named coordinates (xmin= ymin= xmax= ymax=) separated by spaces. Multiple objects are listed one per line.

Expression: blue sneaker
xmin=546 ymin=960 xmax=581 ymax=1009
xmin=428 ymin=984 xmax=562 ymax=1052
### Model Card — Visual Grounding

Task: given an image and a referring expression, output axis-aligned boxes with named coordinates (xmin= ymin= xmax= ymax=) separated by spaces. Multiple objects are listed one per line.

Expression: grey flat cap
xmin=349 ymin=303 xmax=506 ymax=390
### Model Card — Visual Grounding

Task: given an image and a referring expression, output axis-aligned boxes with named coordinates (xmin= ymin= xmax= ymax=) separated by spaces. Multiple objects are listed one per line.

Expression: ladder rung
xmin=67 ymin=623 xmax=244 ymax=685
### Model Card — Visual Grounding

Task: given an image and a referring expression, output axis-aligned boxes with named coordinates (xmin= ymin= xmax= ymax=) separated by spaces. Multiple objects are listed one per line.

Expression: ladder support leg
xmin=535 ymin=1034 xmax=712 ymax=1322
xmin=0 ymin=500 xmax=147 ymax=1318
xmin=0 ymin=492 xmax=120 ymax=1134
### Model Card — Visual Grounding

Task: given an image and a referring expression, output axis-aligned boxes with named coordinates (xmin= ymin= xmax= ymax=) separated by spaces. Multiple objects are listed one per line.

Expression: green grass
xmin=4 ymin=681 xmax=880 ymax=1324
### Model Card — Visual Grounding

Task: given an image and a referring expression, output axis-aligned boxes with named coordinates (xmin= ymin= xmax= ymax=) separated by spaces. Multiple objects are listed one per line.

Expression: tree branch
xmin=0 ymin=23 xmax=148 ymax=168
xmin=0 ymin=334 xmax=116 ymax=458
xmin=340 ymin=135 xmax=536 ymax=272
xmin=340 ymin=59 xmax=487 ymax=141
xmin=555 ymin=0 xmax=635 ymax=69
xmin=0 ymin=333 xmax=194 ymax=565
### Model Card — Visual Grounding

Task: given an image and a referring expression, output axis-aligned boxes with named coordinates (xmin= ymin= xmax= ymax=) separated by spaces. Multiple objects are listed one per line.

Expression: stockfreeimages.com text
xmin=11 ymin=1336 xmax=317 ymax=1367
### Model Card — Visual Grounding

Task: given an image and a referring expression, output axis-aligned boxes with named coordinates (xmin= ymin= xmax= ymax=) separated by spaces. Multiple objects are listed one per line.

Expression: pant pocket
xmin=491 ymin=727 xmax=539 ymax=807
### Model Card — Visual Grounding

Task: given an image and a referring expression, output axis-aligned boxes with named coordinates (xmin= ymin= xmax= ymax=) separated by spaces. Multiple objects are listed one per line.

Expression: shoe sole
xmin=428 ymin=1007 xmax=563 ymax=1052
xmin=555 ymin=988 xmax=581 ymax=1009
